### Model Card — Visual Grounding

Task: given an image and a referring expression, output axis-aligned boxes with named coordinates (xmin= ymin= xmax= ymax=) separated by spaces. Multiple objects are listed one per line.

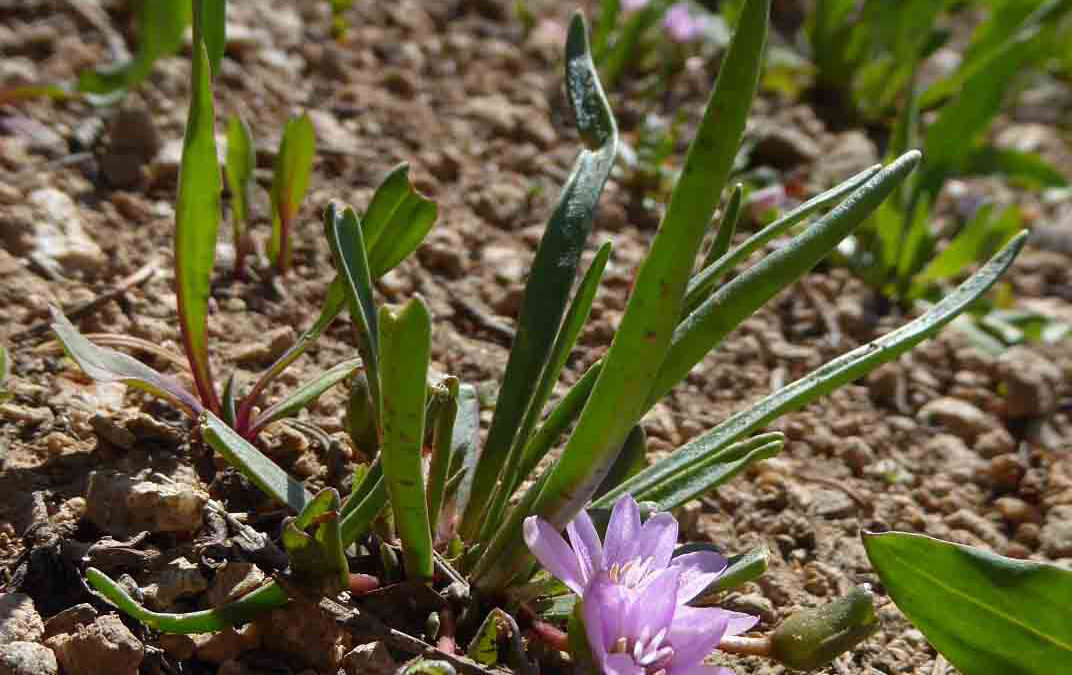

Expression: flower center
xmin=609 ymin=626 xmax=675 ymax=674
xmin=607 ymin=556 xmax=656 ymax=588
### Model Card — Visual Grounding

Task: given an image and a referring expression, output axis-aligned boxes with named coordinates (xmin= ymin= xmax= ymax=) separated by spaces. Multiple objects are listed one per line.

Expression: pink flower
xmin=664 ymin=3 xmax=704 ymax=43
xmin=524 ymin=495 xmax=758 ymax=674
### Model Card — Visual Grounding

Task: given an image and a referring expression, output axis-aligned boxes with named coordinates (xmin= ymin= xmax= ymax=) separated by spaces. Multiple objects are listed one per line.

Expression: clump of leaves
xmin=51 ymin=3 xmax=433 ymax=444
xmin=73 ymin=2 xmax=1029 ymax=674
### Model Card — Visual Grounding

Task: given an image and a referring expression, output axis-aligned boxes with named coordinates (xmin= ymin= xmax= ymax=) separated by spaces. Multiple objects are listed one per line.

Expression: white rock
xmin=26 ymin=189 xmax=106 ymax=277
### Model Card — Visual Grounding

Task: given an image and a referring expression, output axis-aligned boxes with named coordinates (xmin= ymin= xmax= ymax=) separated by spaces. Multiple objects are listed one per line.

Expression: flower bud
xmin=770 ymin=585 xmax=879 ymax=671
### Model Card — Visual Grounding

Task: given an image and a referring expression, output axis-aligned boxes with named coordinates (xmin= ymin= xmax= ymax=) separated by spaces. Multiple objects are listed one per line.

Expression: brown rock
xmin=43 ymin=604 xmax=97 ymax=640
xmin=192 ymin=624 xmax=260 ymax=664
xmin=919 ymin=397 xmax=1000 ymax=442
xmin=85 ymin=470 xmax=207 ymax=537
xmin=0 ymin=593 xmax=44 ymax=644
xmin=203 ymin=562 xmax=267 ymax=607
xmin=997 ymin=346 xmax=1062 ymax=419
xmin=0 ymin=642 xmax=58 ymax=675
xmin=255 ymin=600 xmax=351 ymax=671
xmin=342 ymin=642 xmax=397 ymax=675
xmin=45 ymin=614 xmax=144 ymax=675
xmin=1040 ymin=505 xmax=1072 ymax=558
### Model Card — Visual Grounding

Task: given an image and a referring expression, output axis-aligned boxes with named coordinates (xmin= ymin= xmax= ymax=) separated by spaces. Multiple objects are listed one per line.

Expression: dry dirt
xmin=1 ymin=1 xmax=1071 ymax=674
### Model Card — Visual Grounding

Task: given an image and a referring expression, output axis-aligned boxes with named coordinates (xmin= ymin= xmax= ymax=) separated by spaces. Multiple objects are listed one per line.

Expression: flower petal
xmin=669 ymin=665 xmax=735 ymax=675
xmin=604 ymin=494 xmax=641 ymax=566
xmin=634 ymin=512 xmax=678 ymax=571
xmin=567 ymin=508 xmax=604 ymax=586
xmin=664 ymin=605 xmax=730 ymax=669
xmin=625 ymin=567 xmax=681 ymax=641
xmin=604 ymin=653 xmax=645 ymax=675
xmin=722 ymin=609 xmax=760 ymax=637
xmin=584 ymin=572 xmax=629 ymax=662
xmin=523 ymin=516 xmax=584 ymax=594
xmin=669 ymin=550 xmax=728 ymax=603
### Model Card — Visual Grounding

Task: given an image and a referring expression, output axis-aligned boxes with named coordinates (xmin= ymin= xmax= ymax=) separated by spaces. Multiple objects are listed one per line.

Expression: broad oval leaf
xmin=863 ymin=531 xmax=1072 ymax=675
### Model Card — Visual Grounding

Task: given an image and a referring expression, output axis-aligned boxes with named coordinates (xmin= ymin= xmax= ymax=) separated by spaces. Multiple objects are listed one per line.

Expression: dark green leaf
xmin=175 ymin=19 xmax=222 ymax=413
xmin=599 ymin=233 xmax=1027 ymax=511
xmin=249 ymin=358 xmax=361 ymax=434
xmin=652 ymin=152 xmax=920 ymax=410
xmin=50 ymin=309 xmax=203 ymax=418
xmin=963 ymin=148 xmax=1069 ymax=189
xmin=700 ymin=184 xmax=743 ymax=272
xmin=473 ymin=0 xmax=769 ymax=594
xmin=459 ymin=13 xmax=618 ymax=538
xmin=200 ymin=411 xmax=313 ymax=513
xmin=863 ymin=531 xmax=1072 ymax=675
xmin=915 ymin=205 xmax=1020 ymax=287
xmin=325 ymin=204 xmax=381 ymax=423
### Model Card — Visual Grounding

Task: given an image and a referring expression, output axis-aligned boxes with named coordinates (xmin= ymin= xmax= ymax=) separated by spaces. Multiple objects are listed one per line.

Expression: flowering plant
xmin=51 ymin=1 xmax=1027 ymax=673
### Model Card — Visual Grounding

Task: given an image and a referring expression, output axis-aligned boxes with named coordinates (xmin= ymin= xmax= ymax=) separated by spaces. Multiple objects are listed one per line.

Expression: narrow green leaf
xmin=86 ymin=567 xmax=288 ymax=634
xmin=325 ymin=204 xmax=381 ymax=423
xmin=643 ymin=435 xmax=784 ymax=509
xmin=291 ymin=487 xmax=337 ymax=532
xmin=915 ymin=205 xmax=1020 ymax=287
xmin=473 ymin=0 xmax=769 ymax=592
xmin=340 ymin=471 xmax=387 ymax=546
xmin=225 ymin=114 xmax=254 ymax=276
xmin=221 ymin=373 xmax=237 ymax=426
xmin=400 ymin=660 xmax=457 ymax=675
xmin=599 ymin=0 xmax=674 ymax=87
xmin=592 ymin=0 xmax=621 ymax=55
xmin=200 ymin=411 xmax=313 ymax=513
xmin=514 ymin=362 xmax=602 ymax=486
xmin=427 ymin=379 xmax=459 ymax=536
xmin=495 ymin=242 xmax=612 ymax=507
xmin=175 ymin=15 xmax=222 ymax=414
xmin=201 ymin=0 xmax=227 ymax=77
xmin=77 ymin=1 xmax=191 ymax=100
xmin=269 ymin=113 xmax=316 ymax=273
xmin=920 ymin=0 xmax=1072 ymax=108
xmin=593 ymin=424 xmax=647 ymax=500
xmin=921 ymin=36 xmax=1030 ymax=194
xmin=684 ymin=163 xmax=881 ymax=313
xmin=249 ymin=358 xmax=361 ymax=435
xmin=50 ymin=309 xmax=203 ymax=418
xmin=459 ymin=13 xmax=618 ymax=539
xmin=597 ymin=232 xmax=1027 ymax=508
xmin=652 ymin=152 xmax=920 ymax=405
xmin=379 ymin=299 xmax=434 ymax=579
xmin=707 ymin=546 xmax=768 ymax=595
xmin=700 ymin=184 xmax=743 ymax=272
xmin=236 ymin=277 xmax=346 ymax=432
xmin=863 ymin=531 xmax=1072 ymax=675
xmin=963 ymin=147 xmax=1069 ymax=189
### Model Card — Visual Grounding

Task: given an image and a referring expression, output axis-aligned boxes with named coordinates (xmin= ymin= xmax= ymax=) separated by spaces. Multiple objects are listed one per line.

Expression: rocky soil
xmin=1 ymin=1 xmax=1071 ymax=674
